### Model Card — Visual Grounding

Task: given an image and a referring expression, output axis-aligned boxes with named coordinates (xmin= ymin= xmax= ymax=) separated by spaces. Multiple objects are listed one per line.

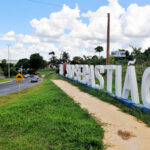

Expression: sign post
xmin=16 ymin=73 xmax=23 ymax=94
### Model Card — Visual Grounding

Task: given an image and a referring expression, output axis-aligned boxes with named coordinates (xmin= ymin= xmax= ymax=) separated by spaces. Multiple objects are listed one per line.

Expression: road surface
xmin=0 ymin=78 xmax=41 ymax=96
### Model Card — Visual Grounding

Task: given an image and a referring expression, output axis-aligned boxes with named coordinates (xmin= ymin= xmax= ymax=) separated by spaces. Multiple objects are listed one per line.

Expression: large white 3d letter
xmin=65 ymin=64 xmax=70 ymax=77
xmin=82 ymin=65 xmax=90 ymax=84
xmin=77 ymin=65 xmax=84 ymax=82
xmin=95 ymin=65 xmax=104 ymax=90
xmin=122 ymin=66 xmax=139 ymax=104
xmin=105 ymin=65 xmax=116 ymax=93
xmin=69 ymin=65 xmax=75 ymax=79
xmin=89 ymin=65 xmax=95 ymax=88
xmin=141 ymin=67 xmax=150 ymax=108
xmin=115 ymin=65 xmax=122 ymax=97
xmin=74 ymin=64 xmax=79 ymax=80
xmin=59 ymin=64 xmax=63 ymax=75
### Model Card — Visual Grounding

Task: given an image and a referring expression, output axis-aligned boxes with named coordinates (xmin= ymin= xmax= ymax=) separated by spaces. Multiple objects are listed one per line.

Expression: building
xmin=111 ymin=50 xmax=126 ymax=57
xmin=0 ymin=60 xmax=18 ymax=64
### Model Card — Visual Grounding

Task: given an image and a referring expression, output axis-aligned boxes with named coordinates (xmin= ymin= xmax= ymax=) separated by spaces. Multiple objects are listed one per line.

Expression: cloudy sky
xmin=0 ymin=0 xmax=150 ymax=61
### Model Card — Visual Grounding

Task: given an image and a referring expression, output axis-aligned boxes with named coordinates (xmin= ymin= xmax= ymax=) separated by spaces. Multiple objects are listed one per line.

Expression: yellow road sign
xmin=16 ymin=73 xmax=23 ymax=81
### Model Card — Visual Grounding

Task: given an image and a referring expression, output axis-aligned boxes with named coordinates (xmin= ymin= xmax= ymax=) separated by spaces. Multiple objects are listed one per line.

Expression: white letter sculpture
xmin=82 ymin=65 xmax=90 ymax=84
xmin=89 ymin=65 xmax=95 ymax=88
xmin=115 ymin=65 xmax=122 ymax=97
xmin=95 ymin=65 xmax=104 ymax=90
xmin=74 ymin=64 xmax=79 ymax=80
xmin=59 ymin=64 xmax=63 ymax=75
xmin=122 ymin=66 xmax=139 ymax=104
xmin=105 ymin=65 xmax=116 ymax=93
xmin=141 ymin=67 xmax=150 ymax=108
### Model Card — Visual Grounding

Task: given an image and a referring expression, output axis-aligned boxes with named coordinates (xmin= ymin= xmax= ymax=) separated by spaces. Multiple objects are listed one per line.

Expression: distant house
xmin=0 ymin=60 xmax=18 ymax=64
xmin=111 ymin=50 xmax=126 ymax=57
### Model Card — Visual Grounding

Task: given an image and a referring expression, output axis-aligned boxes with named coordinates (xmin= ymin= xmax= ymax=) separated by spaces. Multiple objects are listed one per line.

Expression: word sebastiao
xmin=59 ymin=64 xmax=150 ymax=109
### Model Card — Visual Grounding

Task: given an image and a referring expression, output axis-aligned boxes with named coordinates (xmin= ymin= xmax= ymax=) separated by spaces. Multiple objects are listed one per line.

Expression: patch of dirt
xmin=52 ymin=80 xmax=150 ymax=150
xmin=96 ymin=118 xmax=109 ymax=127
xmin=117 ymin=130 xmax=135 ymax=140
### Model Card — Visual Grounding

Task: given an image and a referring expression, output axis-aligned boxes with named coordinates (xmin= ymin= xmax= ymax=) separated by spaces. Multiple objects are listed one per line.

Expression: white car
xmin=24 ymin=74 xmax=30 ymax=78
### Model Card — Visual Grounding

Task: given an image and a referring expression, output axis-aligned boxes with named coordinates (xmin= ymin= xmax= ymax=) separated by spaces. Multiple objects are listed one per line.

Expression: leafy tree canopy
xmin=29 ymin=53 xmax=45 ymax=71
xmin=16 ymin=58 xmax=30 ymax=70
xmin=62 ymin=51 xmax=70 ymax=63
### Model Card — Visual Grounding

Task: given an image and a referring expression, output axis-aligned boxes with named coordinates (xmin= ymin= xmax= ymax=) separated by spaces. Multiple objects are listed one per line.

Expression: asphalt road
xmin=0 ymin=77 xmax=41 ymax=96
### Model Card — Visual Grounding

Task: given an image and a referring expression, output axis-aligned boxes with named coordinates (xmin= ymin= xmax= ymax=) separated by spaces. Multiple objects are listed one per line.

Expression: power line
xmin=28 ymin=0 xmax=62 ymax=7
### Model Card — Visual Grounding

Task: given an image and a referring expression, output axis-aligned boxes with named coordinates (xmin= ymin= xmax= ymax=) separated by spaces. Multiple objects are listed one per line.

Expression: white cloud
xmin=17 ymin=34 xmax=40 ymax=44
xmin=121 ymin=4 xmax=150 ymax=37
xmin=30 ymin=4 xmax=81 ymax=38
xmin=0 ymin=31 xmax=16 ymax=41
xmin=1 ymin=0 xmax=150 ymax=60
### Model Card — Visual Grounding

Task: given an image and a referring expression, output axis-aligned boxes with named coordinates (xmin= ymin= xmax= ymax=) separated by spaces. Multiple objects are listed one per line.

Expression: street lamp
xmin=7 ymin=44 xmax=11 ymax=79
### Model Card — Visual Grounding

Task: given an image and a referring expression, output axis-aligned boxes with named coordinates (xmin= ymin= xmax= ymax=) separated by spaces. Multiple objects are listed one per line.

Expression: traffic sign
xmin=16 ymin=73 xmax=23 ymax=81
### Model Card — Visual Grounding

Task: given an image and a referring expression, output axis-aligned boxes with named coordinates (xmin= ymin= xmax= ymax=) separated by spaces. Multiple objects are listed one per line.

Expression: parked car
xmin=24 ymin=74 xmax=30 ymax=78
xmin=31 ymin=76 xmax=38 ymax=82
xmin=34 ymin=75 xmax=39 ymax=79
xmin=30 ymin=74 xmax=34 ymax=77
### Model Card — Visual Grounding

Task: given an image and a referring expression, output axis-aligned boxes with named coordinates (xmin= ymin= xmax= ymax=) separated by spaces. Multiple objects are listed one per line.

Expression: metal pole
xmin=7 ymin=45 xmax=10 ymax=79
xmin=106 ymin=13 xmax=110 ymax=65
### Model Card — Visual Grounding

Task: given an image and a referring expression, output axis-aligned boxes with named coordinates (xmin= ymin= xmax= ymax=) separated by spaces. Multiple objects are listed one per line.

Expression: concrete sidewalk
xmin=53 ymin=80 xmax=150 ymax=150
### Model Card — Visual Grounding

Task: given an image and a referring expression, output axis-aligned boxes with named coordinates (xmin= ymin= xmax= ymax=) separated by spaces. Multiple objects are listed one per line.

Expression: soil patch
xmin=117 ymin=130 xmax=135 ymax=140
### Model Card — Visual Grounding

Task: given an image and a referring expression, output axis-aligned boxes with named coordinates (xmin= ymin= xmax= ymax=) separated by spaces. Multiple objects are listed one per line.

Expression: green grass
xmin=0 ymin=70 xmax=104 ymax=150
xmin=0 ymin=79 xmax=10 ymax=83
xmin=58 ymin=73 xmax=150 ymax=127
xmin=0 ymin=76 xmax=16 ymax=83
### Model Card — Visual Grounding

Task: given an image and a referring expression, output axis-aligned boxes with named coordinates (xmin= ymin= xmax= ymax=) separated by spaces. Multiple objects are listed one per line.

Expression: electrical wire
xmin=28 ymin=0 xmax=62 ymax=7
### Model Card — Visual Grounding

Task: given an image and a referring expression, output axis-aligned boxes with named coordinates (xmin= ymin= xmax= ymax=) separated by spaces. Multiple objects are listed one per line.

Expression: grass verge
xmin=0 ymin=79 xmax=11 ymax=83
xmin=0 ymin=70 xmax=104 ymax=150
xmin=58 ymin=74 xmax=150 ymax=127
xmin=0 ymin=82 xmax=41 ymax=106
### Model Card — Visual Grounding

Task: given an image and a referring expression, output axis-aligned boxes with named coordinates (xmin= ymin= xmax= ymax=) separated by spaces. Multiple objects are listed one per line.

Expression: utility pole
xmin=7 ymin=44 xmax=11 ymax=79
xmin=106 ymin=13 xmax=110 ymax=65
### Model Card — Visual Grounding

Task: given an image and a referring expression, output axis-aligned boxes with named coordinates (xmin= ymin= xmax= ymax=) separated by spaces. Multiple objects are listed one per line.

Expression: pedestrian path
xmin=52 ymin=80 xmax=150 ymax=150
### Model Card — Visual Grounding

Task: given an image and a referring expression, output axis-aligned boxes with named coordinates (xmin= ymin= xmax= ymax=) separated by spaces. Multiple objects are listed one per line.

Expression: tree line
xmin=0 ymin=53 xmax=47 ymax=77
xmin=1 ymin=45 xmax=150 ymax=77
xmin=49 ymin=45 xmax=150 ymax=67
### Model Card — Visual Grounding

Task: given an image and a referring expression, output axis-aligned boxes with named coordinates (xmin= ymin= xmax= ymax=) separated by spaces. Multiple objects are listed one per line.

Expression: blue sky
xmin=0 ymin=0 xmax=150 ymax=60
xmin=0 ymin=0 xmax=149 ymax=35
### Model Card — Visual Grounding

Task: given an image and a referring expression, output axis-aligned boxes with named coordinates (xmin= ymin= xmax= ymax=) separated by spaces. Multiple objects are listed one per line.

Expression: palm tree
xmin=95 ymin=46 xmax=103 ymax=57
xmin=62 ymin=51 xmax=69 ymax=63
xmin=49 ymin=51 xmax=55 ymax=55
xmin=130 ymin=45 xmax=142 ymax=56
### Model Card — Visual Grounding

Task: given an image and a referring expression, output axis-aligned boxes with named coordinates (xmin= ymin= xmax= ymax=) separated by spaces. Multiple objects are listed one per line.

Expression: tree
xmin=71 ymin=56 xmax=83 ymax=64
xmin=49 ymin=51 xmax=55 ymax=55
xmin=0 ymin=59 xmax=7 ymax=71
xmin=144 ymin=47 xmax=150 ymax=59
xmin=49 ymin=56 xmax=58 ymax=64
xmin=95 ymin=46 xmax=103 ymax=57
xmin=29 ymin=53 xmax=45 ymax=71
xmin=16 ymin=58 xmax=30 ymax=71
xmin=130 ymin=45 xmax=142 ymax=56
xmin=42 ymin=60 xmax=48 ymax=68
xmin=2 ymin=64 xmax=17 ymax=77
xmin=62 ymin=51 xmax=69 ymax=62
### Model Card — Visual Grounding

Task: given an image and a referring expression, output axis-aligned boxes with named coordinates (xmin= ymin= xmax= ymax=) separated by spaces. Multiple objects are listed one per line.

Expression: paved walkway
xmin=53 ymin=80 xmax=150 ymax=150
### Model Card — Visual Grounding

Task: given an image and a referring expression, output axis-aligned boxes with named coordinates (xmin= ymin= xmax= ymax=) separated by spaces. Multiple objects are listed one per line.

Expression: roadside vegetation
xmin=0 ymin=70 xmax=104 ymax=150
